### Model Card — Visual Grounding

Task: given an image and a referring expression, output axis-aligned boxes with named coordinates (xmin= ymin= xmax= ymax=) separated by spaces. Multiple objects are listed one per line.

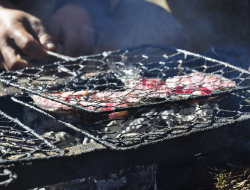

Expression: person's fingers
xmin=28 ymin=19 xmax=56 ymax=51
xmin=0 ymin=43 xmax=28 ymax=70
xmin=11 ymin=25 xmax=47 ymax=60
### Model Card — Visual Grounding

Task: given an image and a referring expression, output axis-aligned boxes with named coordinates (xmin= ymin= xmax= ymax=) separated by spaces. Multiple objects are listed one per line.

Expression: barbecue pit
xmin=0 ymin=44 xmax=250 ymax=189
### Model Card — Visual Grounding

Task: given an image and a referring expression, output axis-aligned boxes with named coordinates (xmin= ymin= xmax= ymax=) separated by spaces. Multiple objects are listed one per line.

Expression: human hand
xmin=0 ymin=7 xmax=55 ymax=70
xmin=48 ymin=4 xmax=95 ymax=57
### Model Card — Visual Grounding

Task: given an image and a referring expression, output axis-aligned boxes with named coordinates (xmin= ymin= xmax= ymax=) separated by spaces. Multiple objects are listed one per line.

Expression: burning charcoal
xmin=159 ymin=103 xmax=217 ymax=127
xmin=43 ymin=131 xmax=78 ymax=148
xmin=93 ymin=100 xmax=219 ymax=147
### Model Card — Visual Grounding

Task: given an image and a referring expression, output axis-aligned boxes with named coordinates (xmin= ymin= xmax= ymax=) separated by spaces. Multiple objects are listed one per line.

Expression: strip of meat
xmin=31 ymin=72 xmax=236 ymax=119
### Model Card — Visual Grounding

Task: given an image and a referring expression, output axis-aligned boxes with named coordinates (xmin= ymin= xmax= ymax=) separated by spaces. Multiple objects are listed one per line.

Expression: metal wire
xmin=11 ymin=97 xmax=116 ymax=149
xmin=10 ymin=90 xmax=250 ymax=150
xmin=0 ymin=168 xmax=17 ymax=187
xmin=0 ymin=108 xmax=64 ymax=163
xmin=0 ymin=44 xmax=250 ymax=154
xmin=0 ymin=45 xmax=249 ymax=187
xmin=1 ymin=45 xmax=250 ymax=114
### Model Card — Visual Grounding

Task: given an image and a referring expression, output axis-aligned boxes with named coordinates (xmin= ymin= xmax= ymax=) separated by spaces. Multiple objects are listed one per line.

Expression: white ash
xmin=43 ymin=131 xmax=79 ymax=149
xmin=159 ymin=103 xmax=216 ymax=126
xmin=128 ymin=118 xmax=144 ymax=130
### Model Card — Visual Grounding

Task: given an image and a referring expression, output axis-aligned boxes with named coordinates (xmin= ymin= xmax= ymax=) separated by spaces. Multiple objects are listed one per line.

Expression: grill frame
xmin=0 ymin=44 xmax=250 ymax=114
xmin=0 ymin=45 xmax=250 ymax=189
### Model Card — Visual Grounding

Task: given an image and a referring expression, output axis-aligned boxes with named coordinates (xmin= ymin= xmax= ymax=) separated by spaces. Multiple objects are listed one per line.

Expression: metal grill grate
xmin=0 ymin=45 xmax=250 ymax=113
xmin=0 ymin=109 xmax=63 ymax=163
xmin=7 ymin=90 xmax=250 ymax=149
xmin=0 ymin=44 xmax=248 ymax=150
xmin=0 ymin=45 xmax=250 ymax=188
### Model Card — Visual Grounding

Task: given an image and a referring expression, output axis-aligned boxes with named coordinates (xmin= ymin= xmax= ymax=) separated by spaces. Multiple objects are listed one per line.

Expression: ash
xmin=34 ymin=165 xmax=155 ymax=190
xmin=24 ymin=100 xmax=215 ymax=190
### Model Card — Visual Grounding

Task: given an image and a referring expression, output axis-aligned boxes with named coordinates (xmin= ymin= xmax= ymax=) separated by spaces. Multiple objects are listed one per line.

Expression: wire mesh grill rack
xmin=0 ymin=109 xmax=63 ymax=163
xmin=0 ymin=44 xmax=249 ymax=147
xmin=1 ymin=44 xmax=250 ymax=113
xmin=0 ymin=44 xmax=250 ymax=189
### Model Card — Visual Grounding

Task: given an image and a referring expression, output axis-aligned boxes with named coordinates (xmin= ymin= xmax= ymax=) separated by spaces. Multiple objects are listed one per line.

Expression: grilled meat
xmin=31 ymin=72 xmax=235 ymax=125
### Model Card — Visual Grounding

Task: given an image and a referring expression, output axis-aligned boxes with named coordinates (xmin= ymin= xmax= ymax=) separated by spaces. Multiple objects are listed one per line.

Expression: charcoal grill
xmin=0 ymin=44 xmax=250 ymax=189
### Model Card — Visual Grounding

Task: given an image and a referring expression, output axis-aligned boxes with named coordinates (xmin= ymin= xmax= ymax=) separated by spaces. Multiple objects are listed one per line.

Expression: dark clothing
xmin=54 ymin=0 xmax=111 ymax=42
xmin=166 ymin=0 xmax=250 ymax=52
xmin=9 ymin=0 xmax=112 ymax=43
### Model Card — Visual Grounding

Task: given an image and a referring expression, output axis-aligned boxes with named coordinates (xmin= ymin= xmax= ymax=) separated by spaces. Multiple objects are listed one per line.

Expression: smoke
xmin=202 ymin=47 xmax=250 ymax=70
